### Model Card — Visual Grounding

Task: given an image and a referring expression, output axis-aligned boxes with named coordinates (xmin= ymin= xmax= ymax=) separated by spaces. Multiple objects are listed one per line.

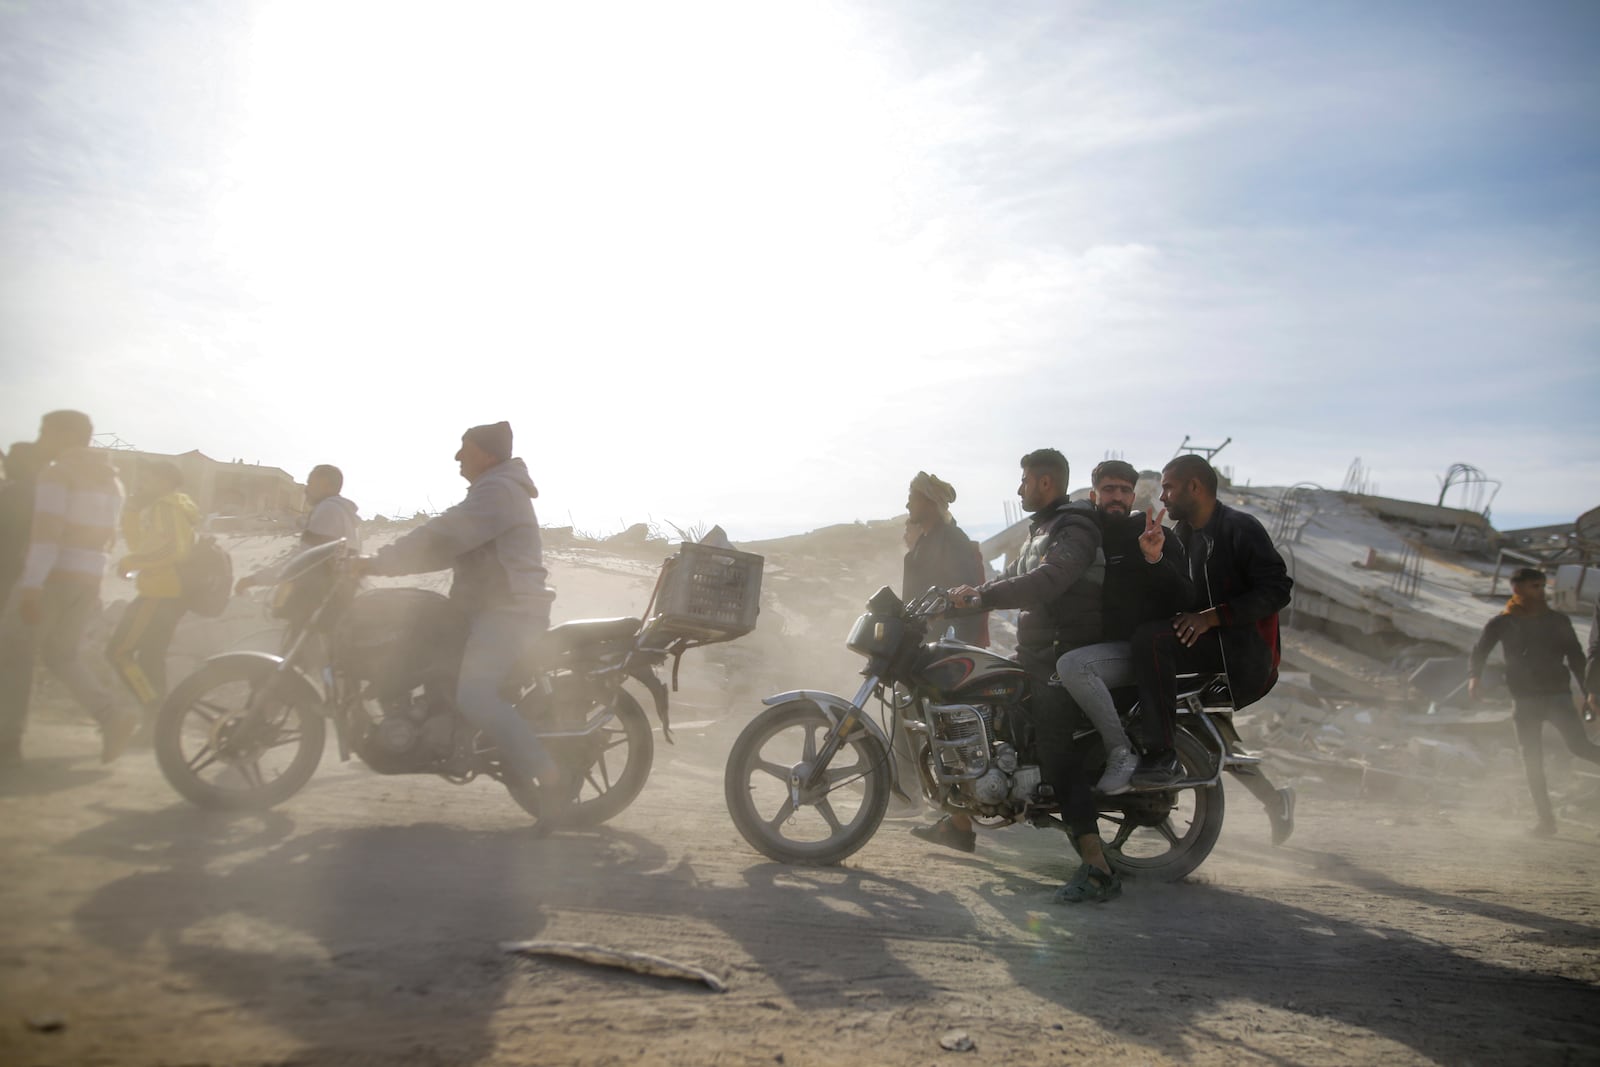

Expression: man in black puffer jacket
xmin=950 ymin=448 xmax=1117 ymax=903
xmin=1130 ymin=455 xmax=1293 ymax=789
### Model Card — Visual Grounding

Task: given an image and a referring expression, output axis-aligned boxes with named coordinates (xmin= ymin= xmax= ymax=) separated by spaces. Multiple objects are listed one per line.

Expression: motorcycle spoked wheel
xmin=724 ymin=700 xmax=892 ymax=866
xmin=506 ymin=688 xmax=654 ymax=828
xmin=154 ymin=658 xmax=327 ymax=811
xmin=1095 ymin=728 xmax=1224 ymax=881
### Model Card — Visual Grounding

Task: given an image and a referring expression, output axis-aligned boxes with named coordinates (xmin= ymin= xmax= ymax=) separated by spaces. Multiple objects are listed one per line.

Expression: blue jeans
xmin=1055 ymin=641 xmax=1134 ymax=753
xmin=456 ymin=610 xmax=553 ymax=785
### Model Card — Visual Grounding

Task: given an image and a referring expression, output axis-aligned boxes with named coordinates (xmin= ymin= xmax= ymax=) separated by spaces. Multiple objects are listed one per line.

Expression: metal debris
xmin=501 ymin=939 xmax=727 ymax=992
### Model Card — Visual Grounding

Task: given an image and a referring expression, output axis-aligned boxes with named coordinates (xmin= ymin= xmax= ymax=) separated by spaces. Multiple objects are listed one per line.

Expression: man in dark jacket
xmin=1130 ymin=455 xmax=1293 ymax=790
xmin=1469 ymin=567 xmax=1596 ymax=836
xmin=901 ymin=470 xmax=986 ymax=646
xmin=950 ymin=448 xmax=1118 ymax=903
xmin=1054 ymin=460 xmax=1193 ymax=795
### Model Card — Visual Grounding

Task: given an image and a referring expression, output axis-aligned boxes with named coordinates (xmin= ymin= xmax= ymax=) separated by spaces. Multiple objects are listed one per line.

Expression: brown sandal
xmin=909 ymin=815 xmax=976 ymax=853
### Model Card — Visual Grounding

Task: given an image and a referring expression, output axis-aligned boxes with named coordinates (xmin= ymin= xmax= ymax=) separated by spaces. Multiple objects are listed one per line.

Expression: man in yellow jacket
xmin=107 ymin=462 xmax=199 ymax=728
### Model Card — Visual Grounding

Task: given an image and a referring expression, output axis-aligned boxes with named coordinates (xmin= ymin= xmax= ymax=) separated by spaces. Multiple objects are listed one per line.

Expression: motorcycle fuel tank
xmin=334 ymin=588 xmax=469 ymax=688
xmin=915 ymin=640 xmax=1027 ymax=702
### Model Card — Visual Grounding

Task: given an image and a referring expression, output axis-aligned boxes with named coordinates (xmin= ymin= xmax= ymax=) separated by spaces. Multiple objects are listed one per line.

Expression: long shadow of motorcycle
xmin=62 ymin=805 xmax=979 ymax=1061
xmin=65 ymin=806 xmax=631 ymax=1064
xmin=973 ymin=874 xmax=1600 ymax=1062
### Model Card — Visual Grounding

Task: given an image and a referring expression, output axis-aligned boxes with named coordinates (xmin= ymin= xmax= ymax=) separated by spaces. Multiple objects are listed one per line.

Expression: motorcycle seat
xmin=537 ymin=616 xmax=643 ymax=654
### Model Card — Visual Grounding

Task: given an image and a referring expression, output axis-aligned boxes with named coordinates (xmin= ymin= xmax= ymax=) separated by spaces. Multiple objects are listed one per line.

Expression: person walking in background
xmin=891 ymin=470 xmax=987 ymax=825
xmin=1469 ymin=567 xmax=1597 ymax=836
xmin=0 ymin=441 xmax=40 ymax=609
xmin=902 ymin=470 xmax=986 ymax=646
xmin=107 ymin=461 xmax=199 ymax=735
xmin=1586 ymin=596 xmax=1599 ymax=722
xmin=0 ymin=411 xmax=136 ymax=767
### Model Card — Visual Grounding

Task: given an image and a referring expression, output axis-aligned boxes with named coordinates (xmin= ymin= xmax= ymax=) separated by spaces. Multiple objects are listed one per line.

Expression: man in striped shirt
xmin=0 ymin=411 xmax=137 ymax=766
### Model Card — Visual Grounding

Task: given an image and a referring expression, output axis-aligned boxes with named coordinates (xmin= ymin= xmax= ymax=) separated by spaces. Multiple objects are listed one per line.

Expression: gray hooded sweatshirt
xmin=305 ymin=494 xmax=362 ymax=552
xmin=370 ymin=458 xmax=554 ymax=620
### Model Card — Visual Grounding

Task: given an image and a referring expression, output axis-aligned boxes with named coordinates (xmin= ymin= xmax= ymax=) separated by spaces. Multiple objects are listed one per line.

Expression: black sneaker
xmin=1130 ymin=752 xmax=1182 ymax=790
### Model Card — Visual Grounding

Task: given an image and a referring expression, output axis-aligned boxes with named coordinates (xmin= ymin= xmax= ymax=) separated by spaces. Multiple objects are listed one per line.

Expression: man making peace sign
xmin=1053 ymin=460 xmax=1193 ymax=795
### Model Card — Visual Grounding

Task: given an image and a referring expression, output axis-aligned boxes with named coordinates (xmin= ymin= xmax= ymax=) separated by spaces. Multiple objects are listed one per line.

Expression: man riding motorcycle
xmin=951 ymin=448 xmax=1118 ymax=903
xmin=352 ymin=421 xmax=568 ymax=818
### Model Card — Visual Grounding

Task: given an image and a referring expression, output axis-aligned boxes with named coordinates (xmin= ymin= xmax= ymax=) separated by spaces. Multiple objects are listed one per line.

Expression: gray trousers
xmin=0 ymin=581 xmax=117 ymax=751
xmin=1056 ymin=641 xmax=1135 ymax=753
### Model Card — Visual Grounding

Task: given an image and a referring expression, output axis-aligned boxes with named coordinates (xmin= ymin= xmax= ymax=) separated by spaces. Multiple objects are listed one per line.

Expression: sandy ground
xmin=2 ymin=691 xmax=1598 ymax=1067
xmin=4 ymin=530 xmax=1598 ymax=1065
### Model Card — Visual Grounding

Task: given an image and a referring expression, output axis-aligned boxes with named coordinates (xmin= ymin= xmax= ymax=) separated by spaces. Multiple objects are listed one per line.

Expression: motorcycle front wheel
xmin=1097 ymin=727 xmax=1224 ymax=881
xmin=507 ymin=688 xmax=654 ymax=828
xmin=724 ymin=700 xmax=891 ymax=866
xmin=154 ymin=657 xmax=327 ymax=811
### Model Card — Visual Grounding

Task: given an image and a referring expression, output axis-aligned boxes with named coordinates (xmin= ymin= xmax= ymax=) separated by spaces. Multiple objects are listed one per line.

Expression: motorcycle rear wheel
xmin=155 ymin=658 xmax=326 ymax=811
xmin=724 ymin=700 xmax=891 ymax=866
xmin=1098 ymin=728 xmax=1224 ymax=881
xmin=507 ymin=688 xmax=654 ymax=827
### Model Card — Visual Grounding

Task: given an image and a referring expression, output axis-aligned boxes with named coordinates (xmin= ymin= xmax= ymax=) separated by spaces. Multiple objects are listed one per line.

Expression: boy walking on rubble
xmin=1469 ymin=567 xmax=1597 ymax=836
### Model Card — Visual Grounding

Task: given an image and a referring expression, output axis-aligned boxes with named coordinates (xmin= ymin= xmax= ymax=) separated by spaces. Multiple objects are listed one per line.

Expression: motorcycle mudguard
xmin=760 ymin=689 xmax=911 ymax=803
xmin=627 ymin=663 xmax=673 ymax=743
xmin=193 ymin=651 xmax=326 ymax=715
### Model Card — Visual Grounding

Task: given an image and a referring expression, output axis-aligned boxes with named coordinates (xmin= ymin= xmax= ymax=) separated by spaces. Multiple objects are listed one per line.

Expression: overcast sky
xmin=3 ymin=0 xmax=1597 ymax=539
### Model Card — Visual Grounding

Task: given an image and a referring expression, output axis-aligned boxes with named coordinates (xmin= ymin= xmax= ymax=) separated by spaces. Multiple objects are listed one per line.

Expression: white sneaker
xmin=1096 ymin=746 xmax=1139 ymax=795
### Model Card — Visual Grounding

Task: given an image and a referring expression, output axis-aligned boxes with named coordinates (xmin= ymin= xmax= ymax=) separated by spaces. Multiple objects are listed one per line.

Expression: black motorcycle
xmin=724 ymin=586 xmax=1265 ymax=879
xmin=157 ymin=537 xmax=762 ymax=826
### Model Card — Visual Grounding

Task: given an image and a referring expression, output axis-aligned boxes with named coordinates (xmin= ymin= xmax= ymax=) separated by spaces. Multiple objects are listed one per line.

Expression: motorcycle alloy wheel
xmin=1097 ymin=728 xmax=1224 ymax=881
xmin=724 ymin=700 xmax=891 ymax=866
xmin=507 ymin=688 xmax=654 ymax=827
xmin=154 ymin=658 xmax=327 ymax=811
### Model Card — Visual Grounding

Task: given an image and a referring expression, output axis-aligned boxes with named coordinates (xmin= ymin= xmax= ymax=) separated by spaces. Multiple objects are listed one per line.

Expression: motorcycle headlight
xmin=846 ymin=612 xmax=903 ymax=658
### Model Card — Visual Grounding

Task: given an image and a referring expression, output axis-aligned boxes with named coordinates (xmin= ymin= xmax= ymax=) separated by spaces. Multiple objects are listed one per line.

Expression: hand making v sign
xmin=1139 ymin=508 xmax=1167 ymax=564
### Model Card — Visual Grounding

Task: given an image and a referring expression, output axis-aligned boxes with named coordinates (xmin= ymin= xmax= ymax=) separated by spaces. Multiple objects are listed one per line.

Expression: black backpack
xmin=179 ymin=535 xmax=233 ymax=617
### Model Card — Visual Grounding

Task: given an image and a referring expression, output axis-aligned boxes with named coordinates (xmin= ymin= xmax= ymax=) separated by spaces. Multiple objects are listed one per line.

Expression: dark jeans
xmin=0 ymin=580 xmax=117 ymax=753
xmin=1513 ymin=693 xmax=1600 ymax=823
xmin=1018 ymin=647 xmax=1098 ymax=839
xmin=1130 ymin=620 xmax=1226 ymax=755
xmin=107 ymin=596 xmax=185 ymax=708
